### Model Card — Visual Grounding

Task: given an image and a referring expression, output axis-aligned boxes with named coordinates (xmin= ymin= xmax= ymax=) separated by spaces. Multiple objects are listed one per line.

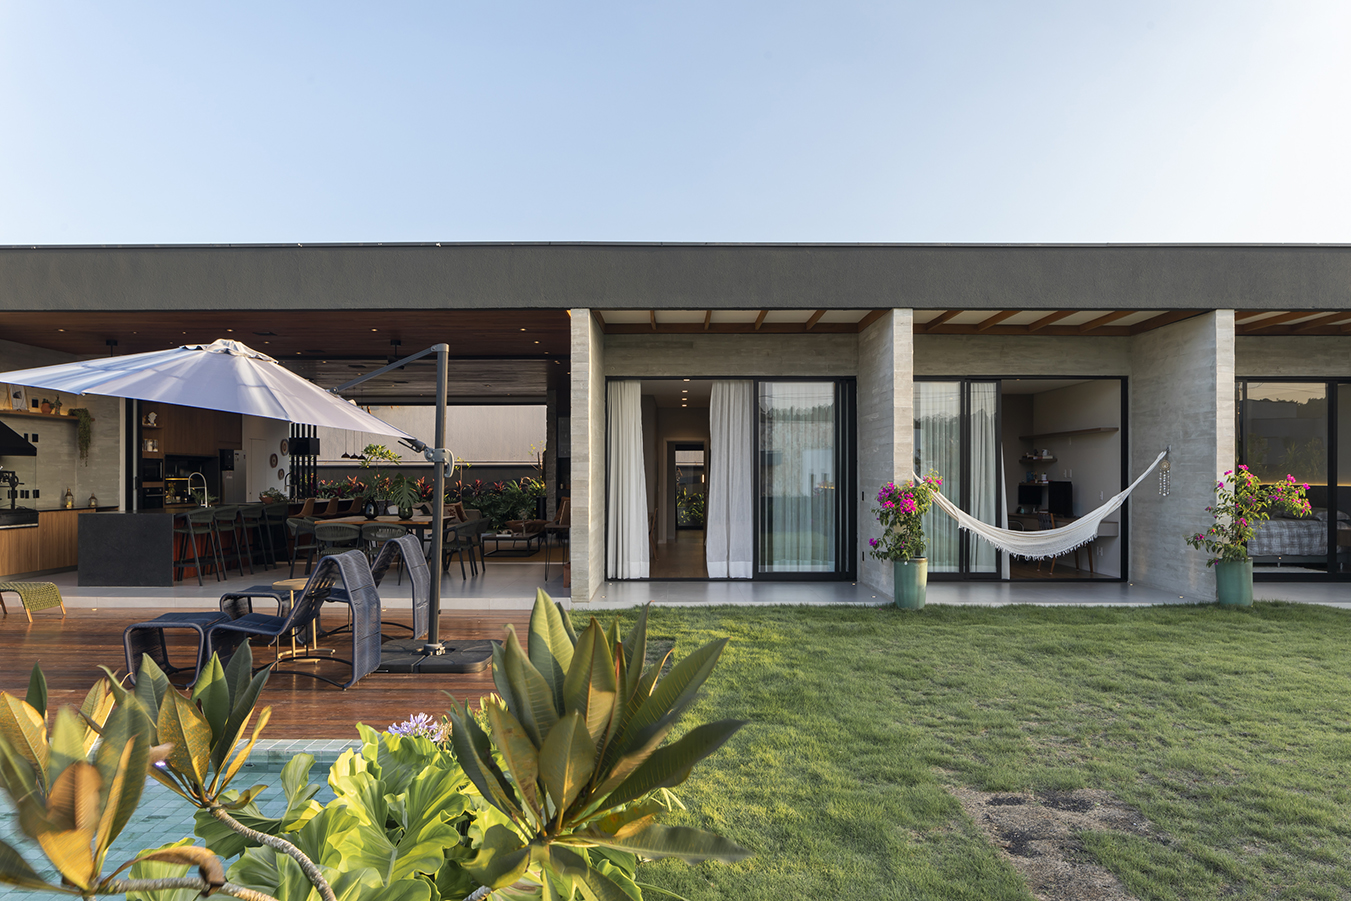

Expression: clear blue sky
xmin=2 ymin=2 xmax=1348 ymax=244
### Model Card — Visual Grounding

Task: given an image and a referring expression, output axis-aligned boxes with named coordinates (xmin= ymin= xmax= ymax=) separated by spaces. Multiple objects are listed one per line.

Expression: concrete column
xmin=568 ymin=310 xmax=606 ymax=603
xmin=1128 ymin=311 xmax=1235 ymax=599
xmin=856 ymin=310 xmax=914 ymax=595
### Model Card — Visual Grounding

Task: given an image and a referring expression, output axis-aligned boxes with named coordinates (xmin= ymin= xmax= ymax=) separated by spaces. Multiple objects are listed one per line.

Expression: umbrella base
xmin=377 ymin=638 xmax=495 ymax=673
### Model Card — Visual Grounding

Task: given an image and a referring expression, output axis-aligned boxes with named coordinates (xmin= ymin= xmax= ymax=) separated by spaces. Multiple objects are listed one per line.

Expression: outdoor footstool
xmin=0 ymin=581 xmax=67 ymax=622
xmin=124 ymin=610 xmax=231 ymax=686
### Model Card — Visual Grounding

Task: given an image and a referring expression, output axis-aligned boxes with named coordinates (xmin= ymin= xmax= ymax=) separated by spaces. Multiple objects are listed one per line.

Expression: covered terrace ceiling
xmin=0 ymin=309 xmax=571 ymax=403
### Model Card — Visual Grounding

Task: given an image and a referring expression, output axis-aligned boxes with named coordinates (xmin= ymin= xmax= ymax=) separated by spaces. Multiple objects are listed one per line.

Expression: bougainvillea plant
xmin=1184 ymin=465 xmax=1311 ymax=565
xmin=868 ymin=472 xmax=943 ymax=561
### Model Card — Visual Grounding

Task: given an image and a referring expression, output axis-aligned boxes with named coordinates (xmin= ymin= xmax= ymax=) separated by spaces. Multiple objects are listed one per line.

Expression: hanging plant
xmin=67 ymin=408 xmax=94 ymax=463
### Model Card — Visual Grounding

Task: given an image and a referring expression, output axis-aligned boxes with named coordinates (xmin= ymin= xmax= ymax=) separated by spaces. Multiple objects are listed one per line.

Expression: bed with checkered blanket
xmin=1249 ymin=512 xmax=1351 ymax=558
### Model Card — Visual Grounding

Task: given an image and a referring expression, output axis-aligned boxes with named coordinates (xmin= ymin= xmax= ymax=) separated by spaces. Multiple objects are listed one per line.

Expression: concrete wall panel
xmin=569 ymin=311 xmax=606 ymax=602
xmin=915 ymin=336 xmax=1130 ymax=376
xmin=604 ymin=333 xmax=858 ymax=378
xmin=1235 ymin=337 xmax=1350 ymax=377
xmin=856 ymin=310 xmax=912 ymax=594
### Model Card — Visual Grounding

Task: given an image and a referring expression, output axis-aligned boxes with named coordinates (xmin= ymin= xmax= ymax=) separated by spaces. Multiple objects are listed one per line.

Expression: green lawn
xmin=594 ymin=602 xmax=1351 ymax=901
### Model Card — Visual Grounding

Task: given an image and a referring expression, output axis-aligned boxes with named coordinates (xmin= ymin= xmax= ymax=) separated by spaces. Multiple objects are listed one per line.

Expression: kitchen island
xmin=78 ymin=510 xmax=177 ymax=587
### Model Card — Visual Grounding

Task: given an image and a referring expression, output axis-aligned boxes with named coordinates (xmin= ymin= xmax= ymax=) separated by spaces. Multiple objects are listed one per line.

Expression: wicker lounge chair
xmin=370 ymin=534 xmax=430 ymax=639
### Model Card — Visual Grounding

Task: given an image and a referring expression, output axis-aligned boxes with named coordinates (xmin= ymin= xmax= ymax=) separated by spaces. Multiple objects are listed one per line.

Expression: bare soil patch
xmin=951 ymin=787 xmax=1159 ymax=901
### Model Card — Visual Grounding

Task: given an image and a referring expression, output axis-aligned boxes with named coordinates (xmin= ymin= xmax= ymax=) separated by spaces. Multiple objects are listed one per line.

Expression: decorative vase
xmin=40 ymin=401 xmax=51 ymax=414
xmin=398 ymin=504 xmax=414 ymax=521
xmin=1214 ymin=558 xmax=1254 ymax=607
xmin=893 ymin=557 xmax=928 ymax=610
xmin=363 ymin=500 xmax=379 ymax=520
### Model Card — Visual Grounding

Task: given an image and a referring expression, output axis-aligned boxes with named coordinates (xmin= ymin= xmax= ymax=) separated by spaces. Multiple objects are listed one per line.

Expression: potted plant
xmin=868 ymin=472 xmax=943 ymax=609
xmin=259 ymin=487 xmax=287 ymax=504
xmin=1185 ymin=466 xmax=1311 ymax=606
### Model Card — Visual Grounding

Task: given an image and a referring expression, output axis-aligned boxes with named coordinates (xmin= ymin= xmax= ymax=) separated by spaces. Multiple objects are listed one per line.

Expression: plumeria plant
xmin=1184 ymin=465 xmax=1312 ymax=565
xmin=868 ymin=472 xmax=944 ymax=561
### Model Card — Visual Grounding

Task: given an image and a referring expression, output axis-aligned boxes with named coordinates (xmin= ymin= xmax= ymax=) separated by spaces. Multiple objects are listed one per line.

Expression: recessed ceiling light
xmin=226 ymin=328 xmax=233 ymax=332
xmin=683 ymin=378 xmax=690 ymax=382
xmin=681 ymin=389 xmax=687 ymax=393
xmin=56 ymin=328 xmax=64 ymax=332
xmin=371 ymin=328 xmax=378 ymax=332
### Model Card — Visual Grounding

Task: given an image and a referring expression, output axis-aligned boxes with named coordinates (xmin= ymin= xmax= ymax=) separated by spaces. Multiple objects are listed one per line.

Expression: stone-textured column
xmin=856 ymin=310 xmax=913 ymax=595
xmin=568 ymin=310 xmax=606 ymax=603
xmin=1128 ymin=311 xmax=1235 ymax=599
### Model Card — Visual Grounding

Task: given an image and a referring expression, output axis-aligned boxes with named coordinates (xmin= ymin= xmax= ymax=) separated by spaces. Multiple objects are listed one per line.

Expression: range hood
xmin=0 ymin=420 xmax=37 ymax=457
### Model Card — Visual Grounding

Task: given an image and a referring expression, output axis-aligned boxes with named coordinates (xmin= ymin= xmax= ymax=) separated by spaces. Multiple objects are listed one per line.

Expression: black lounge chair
xmin=207 ymin=550 xmax=382 ymax=689
xmin=370 ymin=534 xmax=430 ymax=640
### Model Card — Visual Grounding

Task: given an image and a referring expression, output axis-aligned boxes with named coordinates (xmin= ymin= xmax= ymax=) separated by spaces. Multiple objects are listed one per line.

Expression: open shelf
xmin=0 ymin=410 xmax=77 ymax=423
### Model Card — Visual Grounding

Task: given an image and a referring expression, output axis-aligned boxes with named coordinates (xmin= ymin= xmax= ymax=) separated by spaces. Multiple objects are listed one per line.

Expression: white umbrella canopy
xmin=0 ymin=339 xmax=412 ymax=439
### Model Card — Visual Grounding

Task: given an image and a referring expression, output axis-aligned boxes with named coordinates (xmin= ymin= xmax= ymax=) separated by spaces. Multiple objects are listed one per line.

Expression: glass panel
xmin=915 ymin=382 xmax=962 ymax=574
xmin=1242 ymin=381 xmax=1328 ymax=574
xmin=968 ymin=382 xmax=999 ymax=573
xmin=675 ymin=449 xmax=706 ymax=528
xmin=757 ymin=382 xmax=837 ymax=573
xmin=1338 ymin=384 xmax=1351 ymax=575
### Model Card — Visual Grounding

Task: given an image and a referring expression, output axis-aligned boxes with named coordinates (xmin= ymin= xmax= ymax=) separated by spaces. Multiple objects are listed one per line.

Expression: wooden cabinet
xmin=144 ymin=403 xmax=242 ymax=457
xmin=0 ymin=509 xmax=91 ymax=578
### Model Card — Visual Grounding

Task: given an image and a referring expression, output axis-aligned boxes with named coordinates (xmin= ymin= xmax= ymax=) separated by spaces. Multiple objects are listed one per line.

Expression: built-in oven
xmin=141 ymin=458 xmax=165 ymax=482
xmin=139 ymin=485 xmax=165 ymax=510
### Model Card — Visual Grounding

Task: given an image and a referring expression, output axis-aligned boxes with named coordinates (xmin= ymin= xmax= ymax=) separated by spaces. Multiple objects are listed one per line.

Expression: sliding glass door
xmin=756 ymin=380 xmax=855 ymax=578
xmin=915 ymin=380 xmax=1000 ymax=578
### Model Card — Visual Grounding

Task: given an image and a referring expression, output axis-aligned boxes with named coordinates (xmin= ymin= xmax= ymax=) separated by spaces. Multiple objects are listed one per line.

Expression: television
xmin=1048 ymin=481 xmax=1073 ymax=518
xmin=1016 ymin=484 xmax=1042 ymax=509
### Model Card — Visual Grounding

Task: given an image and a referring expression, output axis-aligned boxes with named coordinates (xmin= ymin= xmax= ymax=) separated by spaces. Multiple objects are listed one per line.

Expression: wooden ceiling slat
xmin=975 ymin=310 xmax=1019 ymax=331
xmin=1026 ymin=310 xmax=1078 ymax=332
xmin=855 ymin=309 xmax=888 ymax=332
xmin=703 ymin=310 xmax=711 ymax=330
xmin=1236 ymin=311 xmax=1316 ymax=332
xmin=918 ymin=310 xmax=962 ymax=332
xmin=1078 ymin=310 xmax=1134 ymax=332
xmin=649 ymin=310 xmax=657 ymax=330
xmin=1127 ymin=311 xmax=1203 ymax=335
xmin=754 ymin=310 xmax=768 ymax=330
xmin=602 ymin=322 xmax=860 ymax=336
xmin=804 ymin=310 xmax=826 ymax=331
xmin=1292 ymin=312 xmax=1351 ymax=332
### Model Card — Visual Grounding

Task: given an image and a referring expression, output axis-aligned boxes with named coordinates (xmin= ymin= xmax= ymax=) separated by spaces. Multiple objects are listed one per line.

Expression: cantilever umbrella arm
xmin=335 ymin=344 xmax=452 ymax=653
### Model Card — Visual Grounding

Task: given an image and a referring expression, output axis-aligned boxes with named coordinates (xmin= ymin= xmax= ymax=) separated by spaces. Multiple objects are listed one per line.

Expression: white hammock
xmin=926 ymin=448 xmax=1168 ymax=560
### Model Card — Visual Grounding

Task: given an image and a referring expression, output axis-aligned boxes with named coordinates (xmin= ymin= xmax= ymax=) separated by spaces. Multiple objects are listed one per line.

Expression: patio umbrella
xmin=0 ymin=339 xmax=411 ymax=438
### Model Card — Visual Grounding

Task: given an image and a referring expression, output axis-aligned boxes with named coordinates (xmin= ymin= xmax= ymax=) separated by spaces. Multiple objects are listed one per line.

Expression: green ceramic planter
xmin=893 ymin=558 xmax=928 ymax=610
xmin=1214 ymin=558 xmax=1254 ymax=607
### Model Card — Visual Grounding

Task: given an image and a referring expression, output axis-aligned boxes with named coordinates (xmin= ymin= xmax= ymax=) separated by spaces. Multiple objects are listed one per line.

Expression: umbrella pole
xmin=423 ymin=343 xmax=449 ymax=655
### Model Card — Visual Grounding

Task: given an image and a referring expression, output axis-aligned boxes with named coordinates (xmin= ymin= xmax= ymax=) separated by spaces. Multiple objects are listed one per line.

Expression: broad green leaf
xmin=289 ymin=804 xmax=360 ymax=870
xmin=93 ymin=735 xmax=149 ymax=864
xmin=463 ymin=824 xmax=530 ymax=889
xmin=221 ymin=641 xmax=254 ymax=709
xmin=367 ymin=877 xmax=432 ymax=901
xmin=210 ymin=663 xmax=272 ymax=776
xmin=122 ymin=838 xmax=201 ymax=901
xmin=620 ymin=605 xmax=650 ymax=702
xmin=602 ymin=719 xmax=745 ymax=810
xmin=215 ymin=705 xmax=272 ymax=795
xmin=0 ymin=737 xmax=39 ymax=817
xmin=35 ymin=761 xmax=100 ymax=889
xmin=556 ymin=601 xmax=579 ymax=643
xmin=529 ymin=588 xmax=575 ymax=707
xmin=485 ymin=701 xmax=542 ymax=821
xmin=0 ymin=693 xmax=49 ymax=781
xmin=615 ymin=639 xmax=727 ymax=759
xmin=538 ymin=711 xmax=595 ymax=819
xmin=190 ymin=656 xmax=231 ymax=744
xmin=24 ymin=663 xmax=47 ymax=719
xmin=585 ymin=858 xmax=643 ymax=901
xmin=97 ymin=667 xmax=130 ymax=706
xmin=583 ymin=822 xmax=750 ymax=863
xmin=329 ymin=866 xmax=386 ymax=901
xmin=446 ymin=701 xmax=523 ymax=821
xmin=278 ymin=753 xmax=322 ymax=827
xmin=228 ymin=844 xmax=316 ymax=901
xmin=490 ymin=642 xmax=520 ymax=716
xmin=78 ymin=680 xmax=116 ymax=755
xmin=46 ymin=708 xmax=88 ymax=787
xmin=599 ymin=654 xmax=668 ymax=779
xmin=0 ymin=836 xmax=54 ymax=891
xmin=133 ymin=654 xmax=171 ymax=724
xmin=562 ymin=620 xmax=617 ymax=745
xmin=503 ymin=626 xmax=560 ymax=746
xmin=157 ymin=687 xmax=214 ymax=790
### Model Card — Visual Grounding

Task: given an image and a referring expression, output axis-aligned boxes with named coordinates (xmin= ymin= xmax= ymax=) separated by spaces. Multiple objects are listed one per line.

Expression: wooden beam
xmin=855 ymin=309 xmax=888 ymax=332
xmin=1078 ymin=310 xmax=1135 ymax=333
xmin=593 ymin=311 xmax=605 ymax=326
xmin=649 ymin=310 xmax=657 ymax=330
xmin=804 ymin=310 xmax=826 ymax=331
xmin=1235 ymin=311 xmax=1278 ymax=325
xmin=602 ymin=322 xmax=860 ymax=336
xmin=1291 ymin=312 xmax=1351 ymax=332
xmin=919 ymin=310 xmax=962 ymax=332
xmin=754 ymin=310 xmax=768 ymax=330
xmin=1127 ymin=310 xmax=1203 ymax=335
xmin=703 ymin=310 xmax=711 ymax=330
xmin=975 ymin=310 xmax=1019 ymax=332
xmin=1027 ymin=310 xmax=1077 ymax=332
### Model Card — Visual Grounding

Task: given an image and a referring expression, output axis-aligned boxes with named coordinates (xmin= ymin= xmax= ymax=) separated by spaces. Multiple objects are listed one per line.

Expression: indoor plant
xmin=868 ymin=472 xmax=943 ymax=609
xmin=1184 ymin=465 xmax=1311 ymax=606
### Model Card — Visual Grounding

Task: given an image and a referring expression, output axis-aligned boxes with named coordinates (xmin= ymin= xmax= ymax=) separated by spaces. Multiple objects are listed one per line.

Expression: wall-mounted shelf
xmin=1018 ymin=426 xmax=1119 ymax=441
xmin=0 ymin=410 xmax=78 ymax=423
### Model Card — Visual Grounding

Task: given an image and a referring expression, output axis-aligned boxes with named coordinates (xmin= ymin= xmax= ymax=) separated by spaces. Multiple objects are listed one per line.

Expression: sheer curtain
xmin=606 ymin=381 xmax=649 ymax=579
xmin=915 ymin=382 xmax=962 ymax=573
xmin=969 ymin=382 xmax=998 ymax=573
xmin=758 ymin=382 xmax=836 ymax=573
xmin=706 ymin=380 xmax=753 ymax=578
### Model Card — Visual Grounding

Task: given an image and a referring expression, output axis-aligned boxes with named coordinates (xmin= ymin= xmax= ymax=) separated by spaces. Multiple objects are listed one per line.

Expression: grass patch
xmin=586 ymin=602 xmax=1351 ymax=900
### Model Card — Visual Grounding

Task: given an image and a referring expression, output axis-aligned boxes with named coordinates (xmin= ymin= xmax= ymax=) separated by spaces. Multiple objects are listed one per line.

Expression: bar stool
xmin=287 ymin=517 xmax=319 ymax=578
xmin=173 ymin=509 xmax=223 ymax=585
xmin=213 ymin=506 xmax=253 ymax=578
xmin=239 ymin=504 xmax=274 ymax=570
xmin=264 ymin=503 xmax=290 ymax=565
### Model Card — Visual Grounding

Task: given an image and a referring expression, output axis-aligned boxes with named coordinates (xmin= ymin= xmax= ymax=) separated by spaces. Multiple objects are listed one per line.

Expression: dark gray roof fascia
xmin=2 ymin=242 xmax=1350 ymax=312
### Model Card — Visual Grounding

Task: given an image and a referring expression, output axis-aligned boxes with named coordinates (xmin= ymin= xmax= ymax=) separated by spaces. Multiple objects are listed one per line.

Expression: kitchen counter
xmin=78 ymin=511 xmax=174 ymax=586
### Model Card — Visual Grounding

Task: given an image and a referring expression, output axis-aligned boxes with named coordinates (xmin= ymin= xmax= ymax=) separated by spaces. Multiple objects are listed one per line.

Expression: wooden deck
xmin=0 ymin=607 xmax=529 ymax=738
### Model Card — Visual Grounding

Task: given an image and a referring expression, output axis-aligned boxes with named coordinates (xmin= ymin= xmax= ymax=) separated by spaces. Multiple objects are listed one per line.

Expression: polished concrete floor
xmin=30 ymin=559 xmax=1350 ymax=611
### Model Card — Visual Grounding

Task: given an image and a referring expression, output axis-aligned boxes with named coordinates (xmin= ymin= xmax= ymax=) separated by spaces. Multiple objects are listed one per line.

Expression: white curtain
xmin=969 ymin=382 xmax=998 ymax=573
xmin=606 ymin=381 xmax=649 ymax=579
xmin=706 ymin=380 xmax=753 ymax=578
